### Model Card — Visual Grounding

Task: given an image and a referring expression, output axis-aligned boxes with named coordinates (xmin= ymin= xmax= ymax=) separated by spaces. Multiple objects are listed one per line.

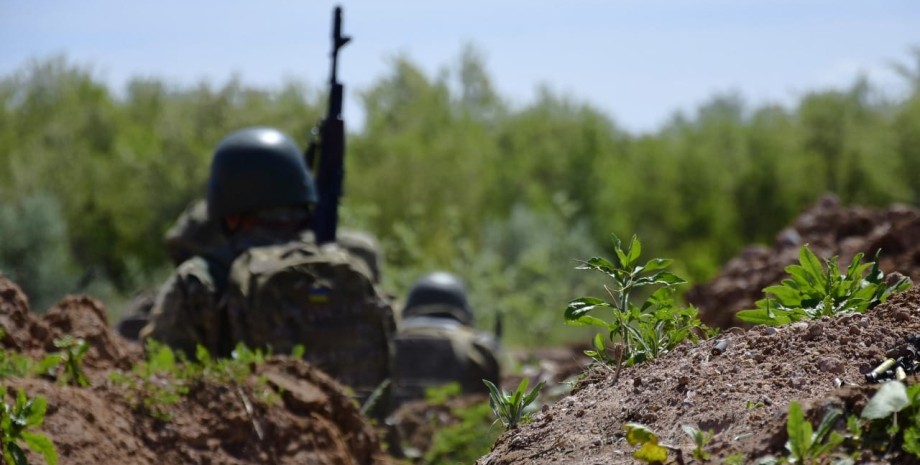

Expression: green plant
xmin=109 ymin=340 xmax=189 ymax=421
xmin=483 ymin=378 xmax=544 ymax=429
xmin=422 ymin=401 xmax=499 ymax=465
xmin=858 ymin=380 xmax=920 ymax=457
xmin=682 ymin=424 xmax=714 ymax=461
xmin=736 ymin=246 xmax=911 ymax=326
xmin=1 ymin=390 xmax=58 ymax=465
xmin=784 ymin=401 xmax=844 ymax=464
xmin=624 ymin=423 xmax=670 ymax=463
xmin=565 ymin=235 xmax=712 ymax=367
xmin=51 ymin=337 xmax=89 ymax=387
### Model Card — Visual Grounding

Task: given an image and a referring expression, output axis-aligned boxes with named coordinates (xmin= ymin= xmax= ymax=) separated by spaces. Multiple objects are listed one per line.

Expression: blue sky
xmin=1 ymin=0 xmax=918 ymax=133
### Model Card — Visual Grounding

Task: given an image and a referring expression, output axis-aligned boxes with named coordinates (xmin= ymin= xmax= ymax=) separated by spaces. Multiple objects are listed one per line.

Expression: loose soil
xmin=0 ymin=275 xmax=389 ymax=465
xmin=7 ymin=195 xmax=920 ymax=464
xmin=479 ymin=196 xmax=920 ymax=464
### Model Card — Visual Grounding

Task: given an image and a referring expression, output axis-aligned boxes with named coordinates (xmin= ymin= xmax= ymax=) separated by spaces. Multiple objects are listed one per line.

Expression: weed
xmin=422 ymin=401 xmax=499 ymax=465
xmin=858 ymin=380 xmax=920 ymax=458
xmin=736 ymin=246 xmax=910 ymax=326
xmin=565 ymin=234 xmax=713 ymax=368
xmin=784 ymin=401 xmax=844 ymax=464
xmin=483 ymin=378 xmax=544 ymax=429
xmin=50 ymin=337 xmax=89 ymax=387
xmin=682 ymin=424 xmax=714 ymax=461
xmin=1 ymin=389 xmax=58 ymax=465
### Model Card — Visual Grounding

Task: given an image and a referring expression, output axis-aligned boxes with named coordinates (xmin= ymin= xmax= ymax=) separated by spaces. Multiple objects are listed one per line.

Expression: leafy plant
xmin=624 ymin=423 xmax=670 ymax=463
xmin=736 ymin=246 xmax=911 ymax=326
xmin=1 ymin=390 xmax=58 ymax=465
xmin=784 ymin=401 xmax=844 ymax=464
xmin=858 ymin=380 xmax=920 ymax=458
xmin=51 ymin=337 xmax=89 ymax=387
xmin=565 ymin=234 xmax=712 ymax=367
xmin=109 ymin=339 xmax=190 ymax=421
xmin=483 ymin=378 xmax=544 ymax=429
xmin=682 ymin=424 xmax=714 ymax=461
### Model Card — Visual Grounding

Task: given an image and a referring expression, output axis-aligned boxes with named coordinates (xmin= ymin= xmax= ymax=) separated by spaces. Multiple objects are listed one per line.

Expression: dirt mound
xmin=0 ymin=275 xmax=390 ymax=465
xmin=478 ymin=285 xmax=920 ymax=464
xmin=688 ymin=194 xmax=920 ymax=328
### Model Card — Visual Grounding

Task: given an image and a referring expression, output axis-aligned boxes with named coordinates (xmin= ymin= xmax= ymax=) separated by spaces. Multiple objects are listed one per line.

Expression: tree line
xmin=1 ymin=47 xmax=918 ymax=345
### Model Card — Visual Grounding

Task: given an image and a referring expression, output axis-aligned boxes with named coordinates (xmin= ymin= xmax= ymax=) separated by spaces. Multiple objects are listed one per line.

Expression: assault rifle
xmin=308 ymin=5 xmax=351 ymax=244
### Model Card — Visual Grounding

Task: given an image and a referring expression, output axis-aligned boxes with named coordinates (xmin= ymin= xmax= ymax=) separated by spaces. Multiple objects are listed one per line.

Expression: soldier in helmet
xmin=391 ymin=271 xmax=502 ymax=408
xmin=141 ymin=127 xmax=394 ymax=410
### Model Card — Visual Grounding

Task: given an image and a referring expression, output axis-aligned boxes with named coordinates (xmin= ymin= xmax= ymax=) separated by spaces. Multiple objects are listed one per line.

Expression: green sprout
xmin=483 ymin=378 xmax=544 ymax=429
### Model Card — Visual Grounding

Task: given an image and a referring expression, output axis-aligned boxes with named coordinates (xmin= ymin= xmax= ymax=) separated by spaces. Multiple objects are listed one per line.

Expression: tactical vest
xmin=222 ymin=241 xmax=395 ymax=405
xmin=392 ymin=316 xmax=500 ymax=407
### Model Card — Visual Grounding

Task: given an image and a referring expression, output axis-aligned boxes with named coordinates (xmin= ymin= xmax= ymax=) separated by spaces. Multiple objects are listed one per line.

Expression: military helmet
xmin=207 ymin=127 xmax=317 ymax=219
xmin=403 ymin=271 xmax=473 ymax=325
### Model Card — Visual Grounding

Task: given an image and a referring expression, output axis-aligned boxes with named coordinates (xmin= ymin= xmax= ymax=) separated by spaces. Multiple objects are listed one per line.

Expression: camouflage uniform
xmin=140 ymin=127 xmax=394 ymax=414
xmin=392 ymin=272 xmax=501 ymax=407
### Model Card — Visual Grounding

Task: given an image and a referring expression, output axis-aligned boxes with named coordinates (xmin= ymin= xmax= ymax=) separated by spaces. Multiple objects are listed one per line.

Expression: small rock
xmin=791 ymin=322 xmax=809 ymax=332
xmin=894 ymin=310 xmax=911 ymax=323
xmin=806 ymin=324 xmax=824 ymax=340
xmin=817 ymin=357 xmax=845 ymax=374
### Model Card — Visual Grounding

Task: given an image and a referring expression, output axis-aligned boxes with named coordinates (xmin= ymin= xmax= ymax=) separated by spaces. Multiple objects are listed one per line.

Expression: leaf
xmin=634 ymin=441 xmax=669 ymax=462
xmin=625 ymin=423 xmax=658 ymax=446
xmin=24 ymin=395 xmax=47 ymax=427
xmin=785 ymin=401 xmax=812 ymax=460
xmin=8 ymin=442 xmax=28 ymax=465
xmin=799 ymin=245 xmax=825 ymax=285
xmin=626 ymin=235 xmax=642 ymax=266
xmin=763 ymin=285 xmax=802 ymax=306
xmin=21 ymin=431 xmax=59 ymax=465
xmin=862 ymin=381 xmax=910 ymax=420
xmin=564 ymin=298 xmax=611 ymax=326
xmin=640 ymin=258 xmax=672 ymax=273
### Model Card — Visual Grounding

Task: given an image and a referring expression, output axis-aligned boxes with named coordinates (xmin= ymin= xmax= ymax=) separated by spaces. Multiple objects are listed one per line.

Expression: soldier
xmin=140 ymin=126 xmax=394 ymax=411
xmin=392 ymin=271 xmax=502 ymax=408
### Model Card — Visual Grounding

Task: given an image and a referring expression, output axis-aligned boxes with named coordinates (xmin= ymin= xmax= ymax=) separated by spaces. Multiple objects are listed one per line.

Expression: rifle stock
xmin=312 ymin=5 xmax=350 ymax=245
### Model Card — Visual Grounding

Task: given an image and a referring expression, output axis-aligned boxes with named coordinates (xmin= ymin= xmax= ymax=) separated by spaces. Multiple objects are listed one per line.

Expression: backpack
xmin=392 ymin=316 xmax=500 ymax=407
xmin=222 ymin=240 xmax=395 ymax=403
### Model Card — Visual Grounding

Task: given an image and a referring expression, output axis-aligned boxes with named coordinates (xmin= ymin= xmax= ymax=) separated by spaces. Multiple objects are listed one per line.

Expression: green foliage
xmin=736 ymin=246 xmax=911 ymax=326
xmin=3 ymin=50 xmax=920 ymax=345
xmin=0 ymin=193 xmax=82 ymax=311
xmin=50 ymin=337 xmax=89 ymax=387
xmin=422 ymin=401 xmax=499 ymax=465
xmin=423 ymin=382 xmax=462 ymax=406
xmin=1 ymin=390 xmax=58 ymax=465
xmin=483 ymin=378 xmax=544 ymax=429
xmin=565 ymin=235 xmax=711 ymax=366
xmin=682 ymin=424 xmax=714 ymax=461
xmin=109 ymin=340 xmax=275 ymax=421
xmin=857 ymin=380 xmax=920 ymax=458
xmin=624 ymin=423 xmax=669 ymax=463
xmin=784 ymin=401 xmax=845 ymax=464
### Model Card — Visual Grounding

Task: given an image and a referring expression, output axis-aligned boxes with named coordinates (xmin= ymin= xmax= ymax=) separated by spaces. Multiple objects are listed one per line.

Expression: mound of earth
xmin=478 ymin=285 xmax=920 ymax=464
xmin=688 ymin=194 xmax=920 ymax=328
xmin=0 ymin=275 xmax=390 ymax=465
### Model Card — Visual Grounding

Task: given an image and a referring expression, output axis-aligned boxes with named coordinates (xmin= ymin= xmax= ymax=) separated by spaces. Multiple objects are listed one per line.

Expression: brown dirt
xmin=478 ymin=285 xmax=920 ymax=464
xmin=480 ymin=198 xmax=920 ymax=464
xmin=688 ymin=193 xmax=920 ymax=328
xmin=0 ymin=274 xmax=390 ymax=465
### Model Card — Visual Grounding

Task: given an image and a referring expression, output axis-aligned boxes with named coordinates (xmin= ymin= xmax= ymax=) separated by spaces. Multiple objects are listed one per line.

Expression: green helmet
xmin=207 ymin=127 xmax=317 ymax=219
xmin=403 ymin=271 xmax=473 ymax=325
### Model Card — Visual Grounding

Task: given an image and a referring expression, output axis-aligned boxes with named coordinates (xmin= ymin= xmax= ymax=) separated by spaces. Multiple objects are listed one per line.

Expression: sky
xmin=1 ymin=0 xmax=919 ymax=134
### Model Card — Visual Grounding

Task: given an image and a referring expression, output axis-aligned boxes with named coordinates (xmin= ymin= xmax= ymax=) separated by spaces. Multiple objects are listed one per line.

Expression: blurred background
xmin=1 ymin=0 xmax=918 ymax=346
